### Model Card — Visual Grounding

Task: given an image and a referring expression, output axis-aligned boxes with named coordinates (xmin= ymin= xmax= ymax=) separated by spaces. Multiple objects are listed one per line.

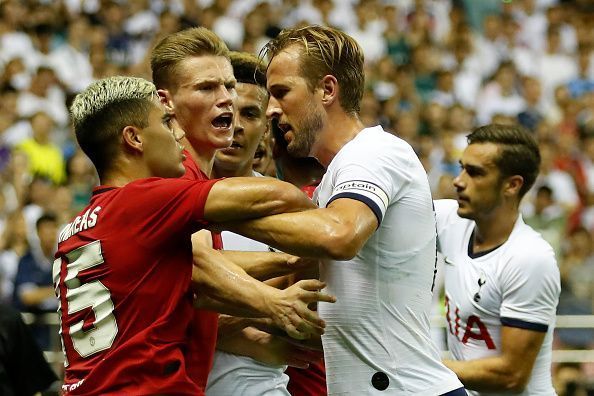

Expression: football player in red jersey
xmin=151 ymin=27 xmax=325 ymax=390
xmin=55 ymin=76 xmax=335 ymax=395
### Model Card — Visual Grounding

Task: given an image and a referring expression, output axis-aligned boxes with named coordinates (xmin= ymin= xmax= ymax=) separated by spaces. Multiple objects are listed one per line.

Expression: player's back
xmin=53 ymin=178 xmax=211 ymax=395
xmin=315 ymin=127 xmax=462 ymax=395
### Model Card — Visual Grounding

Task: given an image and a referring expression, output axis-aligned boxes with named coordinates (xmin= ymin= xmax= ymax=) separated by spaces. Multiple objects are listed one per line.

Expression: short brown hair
xmin=151 ymin=27 xmax=229 ymax=90
xmin=263 ymin=25 xmax=364 ymax=115
xmin=467 ymin=124 xmax=541 ymax=198
xmin=230 ymin=51 xmax=267 ymax=88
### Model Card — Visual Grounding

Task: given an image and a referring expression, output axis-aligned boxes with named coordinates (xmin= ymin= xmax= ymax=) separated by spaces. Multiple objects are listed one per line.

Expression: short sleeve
xmin=326 ymin=133 xmax=413 ymax=224
xmin=499 ymin=246 xmax=560 ymax=332
xmin=120 ymin=177 xmax=220 ymax=247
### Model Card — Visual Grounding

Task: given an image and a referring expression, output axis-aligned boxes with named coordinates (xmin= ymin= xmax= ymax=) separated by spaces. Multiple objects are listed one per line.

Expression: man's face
xmin=453 ymin=143 xmax=505 ymax=220
xmin=215 ymin=82 xmax=268 ymax=173
xmin=166 ymin=55 xmax=236 ymax=152
xmin=266 ymin=45 xmax=324 ymax=158
xmin=142 ymin=101 xmax=186 ymax=178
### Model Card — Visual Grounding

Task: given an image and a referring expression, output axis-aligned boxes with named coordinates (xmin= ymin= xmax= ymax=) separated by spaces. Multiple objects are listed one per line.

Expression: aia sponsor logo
xmin=445 ymin=295 xmax=495 ymax=349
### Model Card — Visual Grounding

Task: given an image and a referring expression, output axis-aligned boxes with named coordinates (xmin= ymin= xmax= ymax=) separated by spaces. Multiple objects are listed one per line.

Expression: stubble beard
xmin=287 ymin=108 xmax=323 ymax=158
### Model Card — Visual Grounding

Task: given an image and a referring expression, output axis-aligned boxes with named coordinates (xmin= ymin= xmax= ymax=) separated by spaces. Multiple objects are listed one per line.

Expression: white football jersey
xmin=315 ymin=126 xmax=462 ymax=395
xmin=435 ymin=199 xmax=560 ymax=396
xmin=206 ymin=171 xmax=290 ymax=396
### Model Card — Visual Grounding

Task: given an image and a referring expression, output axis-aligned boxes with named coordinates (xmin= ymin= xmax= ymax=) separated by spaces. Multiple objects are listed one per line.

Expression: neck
xmin=472 ymin=203 xmax=519 ymax=251
xmin=182 ymin=137 xmax=215 ymax=177
xmin=100 ymin=157 xmax=150 ymax=187
xmin=312 ymin=112 xmax=365 ymax=168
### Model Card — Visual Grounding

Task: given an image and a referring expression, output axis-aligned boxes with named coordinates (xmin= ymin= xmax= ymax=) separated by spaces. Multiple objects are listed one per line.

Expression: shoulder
xmin=501 ymin=223 xmax=559 ymax=284
xmin=352 ymin=126 xmax=414 ymax=157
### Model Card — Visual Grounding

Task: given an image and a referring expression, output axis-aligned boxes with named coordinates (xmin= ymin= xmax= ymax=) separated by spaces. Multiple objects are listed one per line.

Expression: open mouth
xmin=230 ymin=141 xmax=243 ymax=149
xmin=212 ymin=113 xmax=233 ymax=129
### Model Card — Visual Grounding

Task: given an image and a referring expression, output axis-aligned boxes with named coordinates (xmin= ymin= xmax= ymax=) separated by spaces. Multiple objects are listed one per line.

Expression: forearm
xmin=216 ymin=327 xmax=272 ymax=360
xmin=216 ymin=315 xmax=273 ymax=341
xmin=443 ymin=357 xmax=527 ymax=393
xmin=192 ymin=251 xmax=279 ymax=318
xmin=204 ymin=178 xmax=316 ymax=223
xmin=221 ymin=210 xmax=347 ymax=259
xmin=220 ymin=250 xmax=308 ymax=281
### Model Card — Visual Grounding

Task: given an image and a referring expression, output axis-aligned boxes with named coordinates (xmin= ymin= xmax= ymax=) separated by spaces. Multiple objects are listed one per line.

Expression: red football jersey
xmin=54 ymin=176 xmax=218 ymax=395
xmin=286 ymin=181 xmax=327 ymax=396
xmin=181 ymin=151 xmax=222 ymax=390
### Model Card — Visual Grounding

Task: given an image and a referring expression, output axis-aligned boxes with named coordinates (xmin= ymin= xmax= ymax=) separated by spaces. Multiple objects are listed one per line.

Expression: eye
xmin=241 ymin=108 xmax=261 ymax=120
xmin=270 ymin=87 xmax=289 ymax=100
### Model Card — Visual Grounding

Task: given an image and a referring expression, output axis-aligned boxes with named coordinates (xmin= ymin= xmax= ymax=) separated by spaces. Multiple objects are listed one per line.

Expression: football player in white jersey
xmin=435 ymin=124 xmax=560 ymax=395
xmin=206 ymin=51 xmax=320 ymax=396
xmin=223 ymin=25 xmax=465 ymax=395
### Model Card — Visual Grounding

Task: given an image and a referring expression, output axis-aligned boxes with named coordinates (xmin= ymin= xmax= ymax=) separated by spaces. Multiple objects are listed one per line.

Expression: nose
xmin=453 ymin=172 xmax=464 ymax=190
xmin=217 ymin=85 xmax=234 ymax=108
xmin=266 ymin=96 xmax=282 ymax=119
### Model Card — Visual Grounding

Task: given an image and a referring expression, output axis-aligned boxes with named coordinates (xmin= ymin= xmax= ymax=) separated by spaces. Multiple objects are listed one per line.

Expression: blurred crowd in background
xmin=1 ymin=0 xmax=594 ymax=393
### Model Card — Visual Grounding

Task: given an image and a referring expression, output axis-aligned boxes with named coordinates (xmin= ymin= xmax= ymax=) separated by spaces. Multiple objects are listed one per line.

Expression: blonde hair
xmin=151 ymin=27 xmax=229 ymax=90
xmin=71 ymin=76 xmax=158 ymax=177
xmin=263 ymin=25 xmax=365 ymax=114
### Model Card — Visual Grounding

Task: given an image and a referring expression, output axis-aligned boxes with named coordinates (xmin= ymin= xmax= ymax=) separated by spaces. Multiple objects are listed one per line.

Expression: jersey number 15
xmin=53 ymin=240 xmax=118 ymax=366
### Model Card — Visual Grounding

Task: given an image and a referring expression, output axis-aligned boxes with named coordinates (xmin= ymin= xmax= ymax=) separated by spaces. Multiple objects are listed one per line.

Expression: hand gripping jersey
xmin=181 ymin=151 xmax=224 ymax=390
xmin=314 ymin=126 xmax=462 ymax=395
xmin=206 ymin=171 xmax=290 ymax=396
xmin=54 ymin=176 xmax=219 ymax=395
xmin=435 ymin=199 xmax=560 ymax=396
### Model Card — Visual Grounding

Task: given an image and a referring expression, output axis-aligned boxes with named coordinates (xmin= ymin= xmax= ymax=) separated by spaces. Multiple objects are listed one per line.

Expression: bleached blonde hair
xmin=71 ymin=76 xmax=158 ymax=177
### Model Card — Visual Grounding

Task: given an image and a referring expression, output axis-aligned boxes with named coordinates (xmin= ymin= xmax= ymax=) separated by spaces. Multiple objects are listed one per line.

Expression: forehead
xmin=461 ymin=142 xmax=500 ymax=168
xmin=267 ymin=45 xmax=304 ymax=87
xmin=176 ymin=55 xmax=234 ymax=83
xmin=236 ymin=82 xmax=267 ymax=107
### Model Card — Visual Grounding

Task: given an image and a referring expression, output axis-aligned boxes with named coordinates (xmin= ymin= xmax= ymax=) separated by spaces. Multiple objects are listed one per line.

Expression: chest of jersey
xmin=441 ymin=228 xmax=506 ymax=352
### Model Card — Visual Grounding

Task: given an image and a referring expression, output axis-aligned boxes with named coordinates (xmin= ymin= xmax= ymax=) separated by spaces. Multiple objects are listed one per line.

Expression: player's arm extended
xmin=202 ymin=177 xmax=316 ymax=222
xmin=191 ymin=233 xmax=336 ymax=340
xmin=219 ymin=250 xmax=317 ymax=281
xmin=217 ymin=198 xmax=378 ymax=260
xmin=443 ymin=325 xmax=546 ymax=393
xmin=217 ymin=326 xmax=323 ymax=368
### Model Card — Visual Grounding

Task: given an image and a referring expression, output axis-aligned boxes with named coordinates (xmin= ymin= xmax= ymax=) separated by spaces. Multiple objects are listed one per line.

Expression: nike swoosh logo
xmin=444 ymin=257 xmax=455 ymax=266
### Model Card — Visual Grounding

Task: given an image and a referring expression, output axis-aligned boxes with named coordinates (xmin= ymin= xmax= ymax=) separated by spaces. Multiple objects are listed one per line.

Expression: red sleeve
xmin=120 ymin=177 xmax=220 ymax=247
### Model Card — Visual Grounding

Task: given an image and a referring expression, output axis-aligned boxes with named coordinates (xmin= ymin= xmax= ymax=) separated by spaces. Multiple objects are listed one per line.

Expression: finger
xmin=294 ymin=279 xmax=326 ymax=291
xmin=300 ymin=290 xmax=336 ymax=304
xmin=292 ymin=305 xmax=326 ymax=328
xmin=295 ymin=317 xmax=324 ymax=338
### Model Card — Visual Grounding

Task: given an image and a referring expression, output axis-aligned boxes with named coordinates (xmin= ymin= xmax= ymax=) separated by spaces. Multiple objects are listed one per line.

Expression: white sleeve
xmin=499 ymin=246 xmax=560 ymax=332
xmin=327 ymin=141 xmax=411 ymax=224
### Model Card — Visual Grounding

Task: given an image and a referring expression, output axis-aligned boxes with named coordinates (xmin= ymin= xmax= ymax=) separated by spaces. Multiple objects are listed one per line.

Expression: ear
xmin=319 ymin=75 xmax=338 ymax=106
xmin=157 ymin=89 xmax=175 ymax=113
xmin=503 ymin=175 xmax=524 ymax=197
xmin=122 ymin=125 xmax=143 ymax=154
